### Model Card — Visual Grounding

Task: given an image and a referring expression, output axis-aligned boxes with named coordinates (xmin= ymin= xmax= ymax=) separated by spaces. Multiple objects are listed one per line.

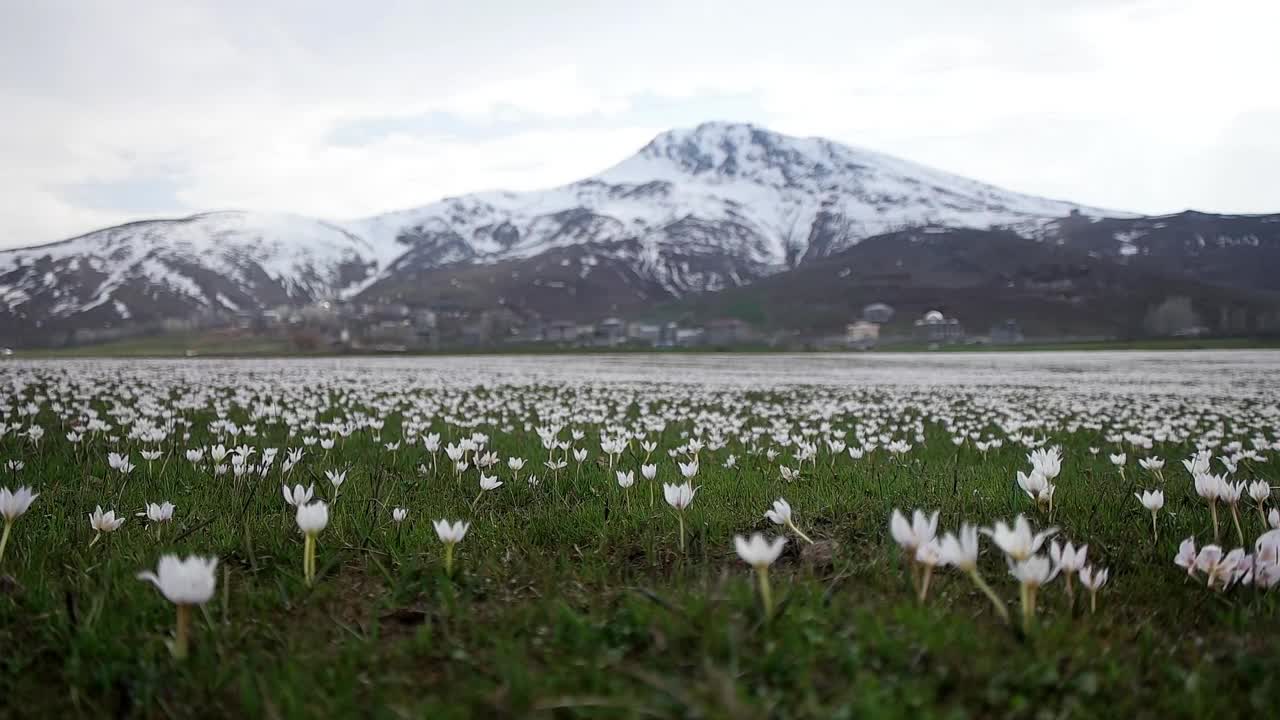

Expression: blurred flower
xmin=296 ymin=501 xmax=329 ymax=586
xmin=734 ymin=533 xmax=787 ymax=616
xmin=282 ymin=483 xmax=315 ymax=508
xmin=433 ymin=519 xmax=470 ymax=576
xmin=0 ymin=485 xmax=38 ymax=564
xmin=137 ymin=554 xmax=219 ymax=659
xmin=1078 ymin=565 xmax=1109 ymax=613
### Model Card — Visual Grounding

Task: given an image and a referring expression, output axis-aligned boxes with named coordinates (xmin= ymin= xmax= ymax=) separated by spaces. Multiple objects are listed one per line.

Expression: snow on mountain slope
xmin=0 ymin=211 xmax=375 ymax=325
xmin=0 ymin=121 xmax=1134 ymax=340
xmin=346 ymin=122 xmax=1127 ymax=296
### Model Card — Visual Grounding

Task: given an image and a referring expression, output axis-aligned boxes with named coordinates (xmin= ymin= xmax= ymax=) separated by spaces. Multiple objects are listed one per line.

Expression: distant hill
xmin=656 ymin=227 xmax=1280 ymax=339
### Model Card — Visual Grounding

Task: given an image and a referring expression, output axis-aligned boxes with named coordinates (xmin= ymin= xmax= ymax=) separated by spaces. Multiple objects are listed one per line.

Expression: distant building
xmin=594 ymin=317 xmax=627 ymax=347
xmin=913 ymin=310 xmax=964 ymax=344
xmin=627 ymin=322 xmax=661 ymax=345
xmin=706 ymin=318 xmax=752 ymax=346
xmin=862 ymin=302 xmax=895 ymax=324
xmin=845 ymin=320 xmax=880 ymax=349
xmin=989 ymin=319 xmax=1024 ymax=345
xmin=545 ymin=320 xmax=579 ymax=343
xmin=675 ymin=327 xmax=705 ymax=347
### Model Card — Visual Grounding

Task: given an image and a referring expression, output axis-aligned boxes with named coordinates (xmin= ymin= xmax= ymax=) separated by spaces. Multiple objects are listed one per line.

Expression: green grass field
xmin=0 ymin=357 xmax=1276 ymax=719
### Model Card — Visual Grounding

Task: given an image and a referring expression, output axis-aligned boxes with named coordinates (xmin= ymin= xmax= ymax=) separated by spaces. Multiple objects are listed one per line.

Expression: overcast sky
xmin=2 ymin=0 xmax=1277 ymax=249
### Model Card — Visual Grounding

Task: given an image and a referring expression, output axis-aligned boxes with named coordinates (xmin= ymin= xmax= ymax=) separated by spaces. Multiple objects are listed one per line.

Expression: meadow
xmin=0 ymin=352 xmax=1278 ymax=719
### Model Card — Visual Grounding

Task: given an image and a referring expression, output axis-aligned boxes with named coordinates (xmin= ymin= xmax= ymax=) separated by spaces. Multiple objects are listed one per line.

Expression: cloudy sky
xmin=2 ymin=0 xmax=1277 ymax=249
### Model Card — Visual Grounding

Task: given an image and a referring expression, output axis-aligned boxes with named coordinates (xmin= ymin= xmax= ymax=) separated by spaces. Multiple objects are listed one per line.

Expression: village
xmin=62 ymin=299 xmax=1037 ymax=353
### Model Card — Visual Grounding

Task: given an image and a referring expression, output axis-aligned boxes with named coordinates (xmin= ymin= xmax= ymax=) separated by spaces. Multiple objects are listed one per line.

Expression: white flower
xmin=678 ymin=460 xmax=699 ymax=479
xmin=1010 ymin=555 xmax=1058 ymax=588
xmin=641 ymin=464 xmax=657 ymax=480
xmin=1219 ymin=480 xmax=1243 ymax=505
xmin=616 ymin=470 xmax=635 ymax=488
xmin=733 ymin=533 xmax=787 ymax=568
xmin=1027 ymin=447 xmax=1062 ymax=481
xmin=137 ymin=554 xmax=218 ymax=605
xmin=1049 ymin=540 xmax=1088 ymax=574
xmin=1109 ymin=453 xmax=1126 ymax=467
xmin=915 ymin=539 xmax=943 ymax=567
xmin=479 ymin=473 xmax=503 ymax=491
xmin=890 ymin=508 xmax=939 ymax=553
xmin=939 ymin=524 xmax=981 ymax=571
xmin=508 ymin=457 xmax=526 ymax=472
xmin=764 ymin=498 xmax=792 ymax=525
xmin=1248 ymin=480 xmax=1271 ymax=505
xmin=1016 ymin=470 xmax=1051 ymax=504
xmin=983 ymin=515 xmax=1056 ymax=562
xmin=325 ymin=469 xmax=347 ymax=490
xmin=1078 ymin=565 xmax=1109 ymax=592
xmin=663 ymin=482 xmax=697 ymax=510
xmin=392 ymin=507 xmax=408 ymax=523
xmin=1195 ymin=472 xmax=1224 ymax=501
xmin=1174 ymin=537 xmax=1198 ymax=575
xmin=0 ymin=485 xmax=38 ymax=521
xmin=433 ymin=519 xmax=470 ymax=545
xmin=1135 ymin=489 xmax=1164 ymax=513
xmin=107 ymin=452 xmax=135 ymax=475
xmin=138 ymin=501 xmax=176 ymax=524
xmin=295 ymin=502 xmax=329 ymax=535
xmin=89 ymin=506 xmax=126 ymax=534
xmin=1182 ymin=453 xmax=1211 ymax=477
xmin=1139 ymin=457 xmax=1165 ymax=472
xmin=282 ymin=483 xmax=315 ymax=507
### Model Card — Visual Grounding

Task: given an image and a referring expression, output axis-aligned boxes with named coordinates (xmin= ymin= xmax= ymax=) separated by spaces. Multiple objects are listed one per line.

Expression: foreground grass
xmin=0 ymin=394 xmax=1277 ymax=717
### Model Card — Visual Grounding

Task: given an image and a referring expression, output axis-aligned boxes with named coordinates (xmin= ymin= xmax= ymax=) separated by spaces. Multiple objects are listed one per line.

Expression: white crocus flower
xmin=734 ymin=533 xmax=787 ymax=616
xmin=137 ymin=554 xmax=219 ymax=659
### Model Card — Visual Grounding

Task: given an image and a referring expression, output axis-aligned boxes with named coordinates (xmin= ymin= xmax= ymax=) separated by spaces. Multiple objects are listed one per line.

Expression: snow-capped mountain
xmin=0 ymin=121 xmax=1144 ymax=342
xmin=349 ymin=122 xmax=1123 ymax=297
xmin=0 ymin=211 xmax=375 ymax=333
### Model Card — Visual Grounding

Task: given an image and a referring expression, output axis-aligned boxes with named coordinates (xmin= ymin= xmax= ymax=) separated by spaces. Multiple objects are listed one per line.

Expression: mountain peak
xmin=627 ymin=121 xmax=822 ymax=182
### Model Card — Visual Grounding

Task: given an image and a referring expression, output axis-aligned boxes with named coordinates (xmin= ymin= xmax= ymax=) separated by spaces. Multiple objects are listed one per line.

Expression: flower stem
xmin=1210 ymin=501 xmax=1220 ymax=542
xmin=1019 ymin=583 xmax=1034 ymax=634
xmin=1151 ymin=512 xmax=1158 ymax=543
xmin=677 ymin=512 xmax=685 ymax=553
xmin=788 ymin=520 xmax=815 ymax=545
xmin=304 ymin=533 xmax=315 ymax=585
xmin=0 ymin=520 xmax=11 ymax=565
xmin=174 ymin=604 xmax=191 ymax=660
xmin=756 ymin=566 xmax=774 ymax=617
xmin=444 ymin=543 xmax=454 ymax=576
xmin=969 ymin=570 xmax=1010 ymax=624
xmin=1230 ymin=504 xmax=1245 ymax=546
xmin=918 ymin=565 xmax=934 ymax=604
xmin=1090 ymin=590 xmax=1097 ymax=614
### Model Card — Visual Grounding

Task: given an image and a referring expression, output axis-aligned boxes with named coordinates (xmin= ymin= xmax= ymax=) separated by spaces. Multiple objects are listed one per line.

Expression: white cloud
xmin=0 ymin=0 xmax=1277 ymax=248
